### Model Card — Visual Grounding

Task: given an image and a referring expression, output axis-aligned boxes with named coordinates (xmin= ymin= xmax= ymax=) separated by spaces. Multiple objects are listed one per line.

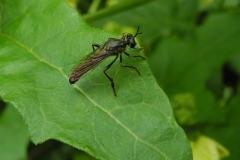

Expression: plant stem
xmin=83 ymin=0 xmax=156 ymax=23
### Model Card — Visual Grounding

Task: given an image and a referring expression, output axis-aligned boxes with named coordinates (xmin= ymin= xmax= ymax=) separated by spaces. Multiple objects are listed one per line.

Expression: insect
xmin=69 ymin=26 xmax=145 ymax=97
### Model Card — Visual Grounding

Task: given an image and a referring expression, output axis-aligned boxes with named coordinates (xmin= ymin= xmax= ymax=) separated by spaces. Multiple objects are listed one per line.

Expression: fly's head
xmin=125 ymin=26 xmax=142 ymax=48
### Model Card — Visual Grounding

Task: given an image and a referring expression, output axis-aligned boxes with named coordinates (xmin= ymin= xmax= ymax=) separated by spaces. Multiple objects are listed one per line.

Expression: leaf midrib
xmin=1 ymin=33 xmax=169 ymax=159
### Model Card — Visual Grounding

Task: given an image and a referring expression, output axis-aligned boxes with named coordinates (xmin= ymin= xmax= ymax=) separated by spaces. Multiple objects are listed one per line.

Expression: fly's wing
xmin=69 ymin=48 xmax=110 ymax=84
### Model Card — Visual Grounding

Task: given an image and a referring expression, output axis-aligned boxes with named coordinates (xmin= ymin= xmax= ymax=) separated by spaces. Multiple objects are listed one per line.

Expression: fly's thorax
xmin=104 ymin=38 xmax=127 ymax=53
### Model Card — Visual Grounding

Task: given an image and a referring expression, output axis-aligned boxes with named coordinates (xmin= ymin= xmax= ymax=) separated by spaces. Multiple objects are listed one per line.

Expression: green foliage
xmin=0 ymin=104 xmax=29 ymax=160
xmin=0 ymin=0 xmax=191 ymax=159
xmin=90 ymin=0 xmax=198 ymax=48
xmin=149 ymin=13 xmax=240 ymax=124
xmin=1 ymin=0 xmax=240 ymax=159
xmin=205 ymin=97 xmax=240 ymax=160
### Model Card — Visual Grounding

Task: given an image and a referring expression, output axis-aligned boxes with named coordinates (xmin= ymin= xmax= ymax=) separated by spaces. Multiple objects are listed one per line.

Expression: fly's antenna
xmin=134 ymin=26 xmax=142 ymax=37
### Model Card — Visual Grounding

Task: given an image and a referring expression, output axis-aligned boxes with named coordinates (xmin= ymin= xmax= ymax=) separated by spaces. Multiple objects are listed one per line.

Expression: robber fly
xmin=69 ymin=26 xmax=145 ymax=97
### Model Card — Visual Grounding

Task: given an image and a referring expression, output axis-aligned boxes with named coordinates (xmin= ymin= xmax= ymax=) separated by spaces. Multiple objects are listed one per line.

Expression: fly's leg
xmin=92 ymin=44 xmax=100 ymax=51
xmin=124 ymin=51 xmax=146 ymax=60
xmin=120 ymin=54 xmax=141 ymax=75
xmin=104 ymin=54 xmax=119 ymax=97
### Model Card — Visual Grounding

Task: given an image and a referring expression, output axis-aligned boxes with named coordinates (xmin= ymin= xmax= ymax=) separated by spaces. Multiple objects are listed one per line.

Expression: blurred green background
xmin=1 ymin=0 xmax=240 ymax=159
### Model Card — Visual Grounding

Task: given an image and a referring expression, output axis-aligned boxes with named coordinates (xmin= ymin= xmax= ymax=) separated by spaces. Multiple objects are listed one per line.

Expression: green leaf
xmin=0 ymin=0 xmax=191 ymax=159
xmin=204 ymin=97 xmax=240 ymax=160
xmin=0 ymin=104 xmax=29 ymax=160
xmin=148 ymin=13 xmax=240 ymax=124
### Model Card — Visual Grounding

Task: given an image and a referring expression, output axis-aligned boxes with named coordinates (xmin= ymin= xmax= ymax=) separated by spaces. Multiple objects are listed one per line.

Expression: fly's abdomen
xmin=69 ymin=73 xmax=84 ymax=84
xmin=69 ymin=66 xmax=88 ymax=83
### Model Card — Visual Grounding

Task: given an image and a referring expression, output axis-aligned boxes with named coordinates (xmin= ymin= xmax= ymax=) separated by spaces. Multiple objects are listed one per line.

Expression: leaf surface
xmin=0 ymin=0 xmax=191 ymax=159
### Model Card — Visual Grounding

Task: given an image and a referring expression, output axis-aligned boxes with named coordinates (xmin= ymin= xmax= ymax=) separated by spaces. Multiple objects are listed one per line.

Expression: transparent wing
xmin=69 ymin=48 xmax=110 ymax=83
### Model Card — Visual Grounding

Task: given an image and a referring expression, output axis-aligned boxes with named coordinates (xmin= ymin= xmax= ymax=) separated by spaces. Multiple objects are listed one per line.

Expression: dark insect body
xmin=69 ymin=27 xmax=145 ymax=97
